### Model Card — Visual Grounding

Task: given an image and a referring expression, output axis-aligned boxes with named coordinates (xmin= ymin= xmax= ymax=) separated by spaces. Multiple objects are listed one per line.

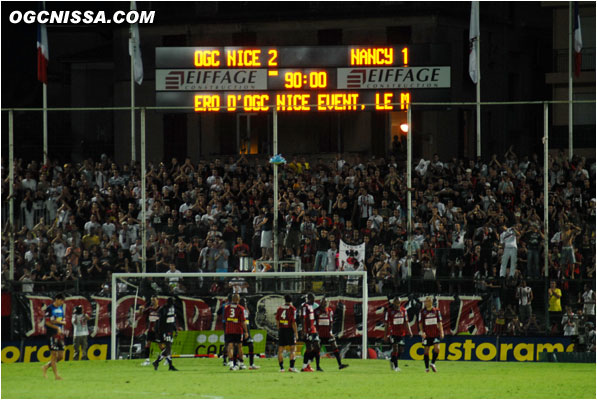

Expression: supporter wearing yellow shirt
xmin=548 ymin=280 xmax=562 ymax=312
xmin=548 ymin=280 xmax=562 ymax=333
xmin=81 ymin=229 xmax=100 ymax=250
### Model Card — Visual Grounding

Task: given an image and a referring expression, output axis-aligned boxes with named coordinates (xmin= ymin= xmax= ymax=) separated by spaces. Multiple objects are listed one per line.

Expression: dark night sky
xmin=2 ymin=1 xmax=553 ymax=108
xmin=0 ymin=1 xmax=552 ymax=161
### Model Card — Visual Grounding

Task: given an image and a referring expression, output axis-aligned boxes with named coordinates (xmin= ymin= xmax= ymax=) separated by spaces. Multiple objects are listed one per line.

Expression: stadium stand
xmin=1 ymin=148 xmax=595 ymax=336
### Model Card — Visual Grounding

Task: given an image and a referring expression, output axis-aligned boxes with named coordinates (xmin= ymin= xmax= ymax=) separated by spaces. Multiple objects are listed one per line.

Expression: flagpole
xmin=9 ymin=110 xmax=15 ymax=281
xmin=141 ymin=108 xmax=146 ymax=273
xmin=43 ymin=83 xmax=48 ymax=164
xmin=469 ymin=1 xmax=481 ymax=158
xmin=568 ymin=1 xmax=573 ymax=161
xmin=130 ymin=31 xmax=136 ymax=164
xmin=406 ymin=106 xmax=412 ymax=278
xmin=476 ymin=34 xmax=481 ymax=159
xmin=273 ymin=110 xmax=279 ymax=272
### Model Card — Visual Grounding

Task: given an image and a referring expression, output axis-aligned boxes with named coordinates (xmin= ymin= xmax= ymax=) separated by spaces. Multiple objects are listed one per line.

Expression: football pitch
xmin=1 ymin=357 xmax=595 ymax=399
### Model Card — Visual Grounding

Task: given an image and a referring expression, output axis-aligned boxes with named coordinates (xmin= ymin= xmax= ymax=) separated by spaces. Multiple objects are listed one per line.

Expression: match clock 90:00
xmin=284 ymin=70 xmax=328 ymax=89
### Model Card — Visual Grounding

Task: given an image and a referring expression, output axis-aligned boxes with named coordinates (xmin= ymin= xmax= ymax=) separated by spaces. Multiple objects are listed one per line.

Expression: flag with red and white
xmin=573 ymin=1 xmax=582 ymax=77
xmin=37 ymin=10 xmax=49 ymax=84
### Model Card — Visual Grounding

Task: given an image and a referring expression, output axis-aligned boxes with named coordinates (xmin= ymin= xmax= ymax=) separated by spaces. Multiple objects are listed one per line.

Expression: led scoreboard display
xmin=155 ymin=46 xmax=451 ymax=112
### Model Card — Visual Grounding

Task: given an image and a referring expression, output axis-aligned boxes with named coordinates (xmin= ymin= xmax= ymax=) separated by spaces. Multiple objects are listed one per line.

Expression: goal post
xmin=111 ymin=270 xmax=368 ymax=361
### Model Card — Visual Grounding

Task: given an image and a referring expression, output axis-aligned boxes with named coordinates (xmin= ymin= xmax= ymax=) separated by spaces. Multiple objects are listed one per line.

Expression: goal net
xmin=110 ymin=270 xmax=368 ymax=361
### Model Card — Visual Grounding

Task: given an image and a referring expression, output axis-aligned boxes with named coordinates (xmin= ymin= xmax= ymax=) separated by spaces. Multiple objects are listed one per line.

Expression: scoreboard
xmin=155 ymin=46 xmax=451 ymax=112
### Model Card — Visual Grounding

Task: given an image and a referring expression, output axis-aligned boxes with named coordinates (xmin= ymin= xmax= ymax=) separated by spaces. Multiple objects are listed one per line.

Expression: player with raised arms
xmin=41 ymin=293 xmax=66 ymax=380
xmin=300 ymin=292 xmax=319 ymax=372
xmin=152 ymin=297 xmax=180 ymax=371
xmin=418 ymin=296 xmax=444 ymax=372
xmin=225 ymin=293 xmax=249 ymax=370
xmin=314 ymin=296 xmax=349 ymax=371
xmin=384 ymin=296 xmax=413 ymax=371
xmin=275 ymin=294 xmax=299 ymax=372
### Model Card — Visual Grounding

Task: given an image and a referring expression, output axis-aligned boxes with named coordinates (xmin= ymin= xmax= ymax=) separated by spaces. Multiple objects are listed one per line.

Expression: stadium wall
xmin=372 ymin=336 xmax=575 ymax=362
xmin=1 ymin=337 xmax=110 ymax=364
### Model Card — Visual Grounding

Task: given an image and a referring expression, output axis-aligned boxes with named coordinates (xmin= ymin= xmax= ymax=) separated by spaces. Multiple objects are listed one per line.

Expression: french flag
xmin=573 ymin=2 xmax=582 ymax=77
xmin=37 ymin=12 xmax=49 ymax=84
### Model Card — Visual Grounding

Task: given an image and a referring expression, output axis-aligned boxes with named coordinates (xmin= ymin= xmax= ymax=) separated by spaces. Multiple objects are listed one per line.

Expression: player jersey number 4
xmin=276 ymin=305 xmax=296 ymax=328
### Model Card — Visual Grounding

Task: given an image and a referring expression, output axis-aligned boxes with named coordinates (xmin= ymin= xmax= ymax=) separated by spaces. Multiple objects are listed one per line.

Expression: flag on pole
xmin=468 ymin=1 xmax=479 ymax=84
xmin=573 ymin=1 xmax=582 ymax=77
xmin=129 ymin=1 xmax=143 ymax=85
xmin=37 ymin=5 xmax=49 ymax=84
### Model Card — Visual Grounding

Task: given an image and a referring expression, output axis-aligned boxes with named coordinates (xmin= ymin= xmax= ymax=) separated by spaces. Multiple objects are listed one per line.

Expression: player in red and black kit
xmin=275 ymin=294 xmax=299 ymax=372
xmin=225 ymin=293 xmax=248 ymax=370
xmin=384 ymin=297 xmax=413 ymax=372
xmin=300 ymin=293 xmax=319 ymax=372
xmin=418 ymin=296 xmax=444 ymax=372
xmin=314 ymin=296 xmax=349 ymax=371
xmin=138 ymin=295 xmax=163 ymax=366
xmin=236 ymin=297 xmax=259 ymax=369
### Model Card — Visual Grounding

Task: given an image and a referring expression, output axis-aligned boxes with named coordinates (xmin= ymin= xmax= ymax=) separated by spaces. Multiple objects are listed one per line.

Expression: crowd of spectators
xmin=1 ymin=146 xmax=595 ymax=336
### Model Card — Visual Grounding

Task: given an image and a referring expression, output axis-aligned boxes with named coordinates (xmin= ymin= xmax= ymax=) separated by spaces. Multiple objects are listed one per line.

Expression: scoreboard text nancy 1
xmin=154 ymin=46 xmax=451 ymax=112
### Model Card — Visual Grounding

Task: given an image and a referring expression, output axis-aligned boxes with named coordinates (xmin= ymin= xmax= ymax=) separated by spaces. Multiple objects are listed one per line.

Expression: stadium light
xmin=400 ymin=123 xmax=409 ymax=133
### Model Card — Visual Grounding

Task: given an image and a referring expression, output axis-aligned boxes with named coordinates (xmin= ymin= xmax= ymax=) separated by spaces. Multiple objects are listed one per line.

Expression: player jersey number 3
xmin=227 ymin=308 xmax=238 ymax=323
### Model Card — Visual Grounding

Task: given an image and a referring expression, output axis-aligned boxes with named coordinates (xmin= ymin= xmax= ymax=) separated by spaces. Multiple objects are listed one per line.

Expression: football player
xmin=275 ymin=294 xmax=299 ymax=372
xmin=225 ymin=293 xmax=249 ymax=370
xmin=418 ymin=296 xmax=444 ymax=372
xmin=41 ymin=293 xmax=66 ymax=380
xmin=138 ymin=295 xmax=162 ymax=366
xmin=314 ymin=296 xmax=349 ymax=371
xmin=384 ymin=296 xmax=413 ymax=371
xmin=300 ymin=293 xmax=319 ymax=372
xmin=236 ymin=297 xmax=259 ymax=369
xmin=152 ymin=297 xmax=180 ymax=371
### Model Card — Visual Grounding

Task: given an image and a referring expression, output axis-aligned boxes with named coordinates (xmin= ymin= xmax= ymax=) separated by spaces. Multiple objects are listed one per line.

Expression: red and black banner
xmin=10 ymin=293 xmax=487 ymax=340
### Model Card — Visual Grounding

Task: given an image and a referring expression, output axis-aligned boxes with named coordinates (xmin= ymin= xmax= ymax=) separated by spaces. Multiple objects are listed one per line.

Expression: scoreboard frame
xmin=155 ymin=45 xmax=451 ymax=112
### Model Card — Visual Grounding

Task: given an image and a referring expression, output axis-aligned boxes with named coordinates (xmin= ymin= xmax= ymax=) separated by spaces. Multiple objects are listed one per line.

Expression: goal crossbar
xmin=111 ymin=271 xmax=368 ymax=360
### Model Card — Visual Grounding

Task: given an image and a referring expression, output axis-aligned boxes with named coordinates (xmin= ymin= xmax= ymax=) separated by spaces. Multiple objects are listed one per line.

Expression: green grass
xmin=1 ymin=357 xmax=595 ymax=399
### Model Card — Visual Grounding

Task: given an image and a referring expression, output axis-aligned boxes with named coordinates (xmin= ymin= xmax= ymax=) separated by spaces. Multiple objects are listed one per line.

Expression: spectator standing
xmin=313 ymin=229 xmax=329 ymax=272
xmin=357 ymin=188 xmax=374 ymax=229
xmin=516 ymin=280 xmax=533 ymax=323
xmin=257 ymin=206 xmax=273 ymax=260
xmin=560 ymin=223 xmax=582 ymax=278
xmin=561 ymin=306 xmax=579 ymax=345
xmin=71 ymin=305 xmax=90 ymax=360
xmin=523 ymin=225 xmax=543 ymax=279
xmin=499 ymin=225 xmax=520 ymax=277
xmin=548 ymin=280 xmax=563 ymax=333
xmin=214 ymin=239 xmax=230 ymax=274
xmin=579 ymin=284 xmax=596 ymax=323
